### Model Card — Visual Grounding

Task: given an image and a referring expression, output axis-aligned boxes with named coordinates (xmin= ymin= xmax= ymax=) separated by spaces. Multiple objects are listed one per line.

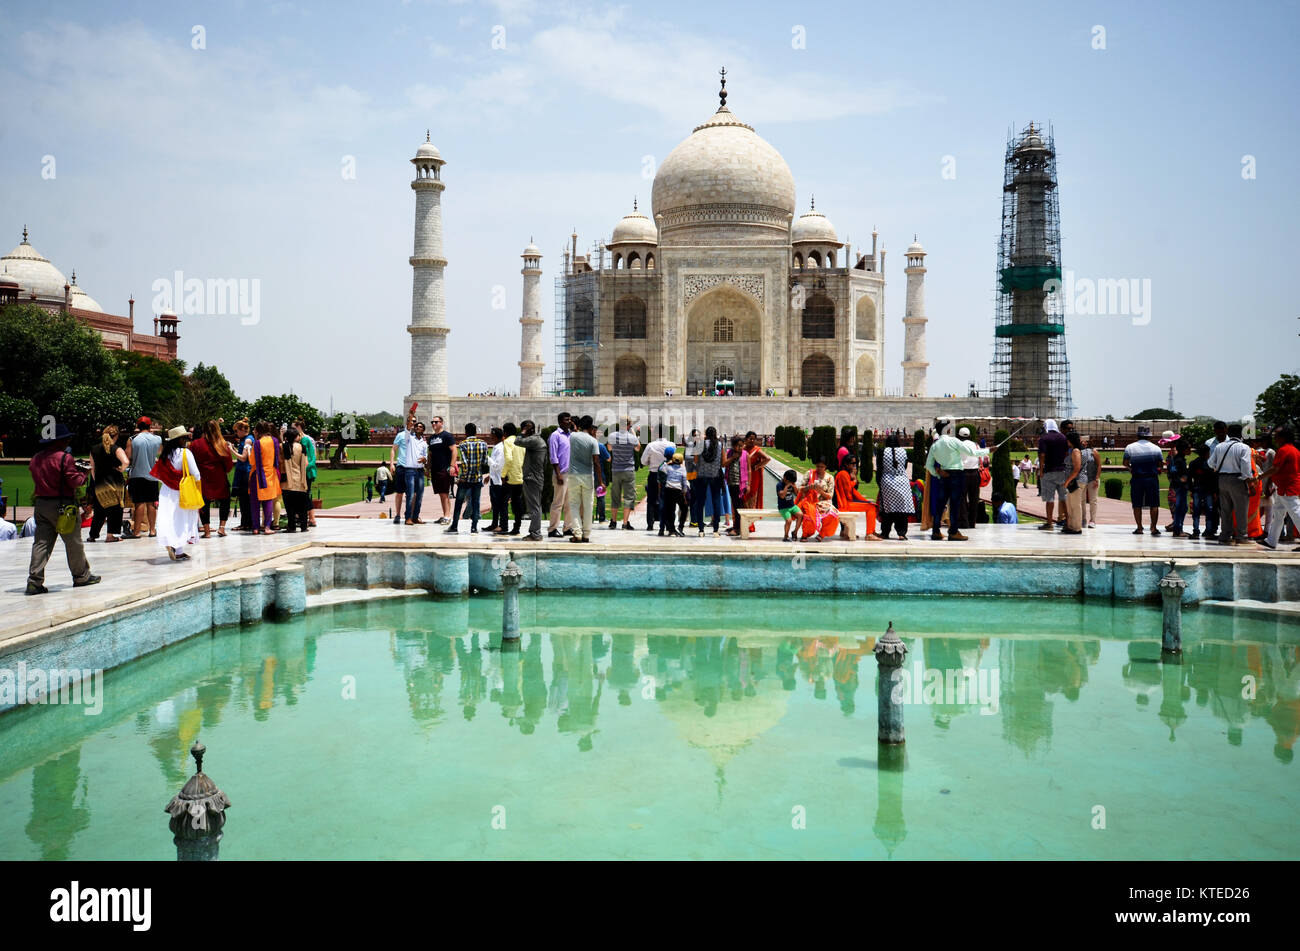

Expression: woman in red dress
xmin=190 ymin=420 xmax=235 ymax=538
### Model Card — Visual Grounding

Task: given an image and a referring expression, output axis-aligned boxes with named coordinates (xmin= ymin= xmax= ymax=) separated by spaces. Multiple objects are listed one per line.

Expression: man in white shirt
xmin=374 ymin=463 xmax=392 ymax=503
xmin=958 ymin=426 xmax=982 ymax=528
xmin=641 ymin=434 xmax=675 ymax=532
xmin=1208 ymin=422 xmax=1253 ymax=544
xmin=0 ymin=505 xmax=16 ymax=541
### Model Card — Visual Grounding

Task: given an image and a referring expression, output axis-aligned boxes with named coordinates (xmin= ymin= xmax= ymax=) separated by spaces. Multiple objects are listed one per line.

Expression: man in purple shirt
xmin=547 ymin=412 xmax=573 ymax=537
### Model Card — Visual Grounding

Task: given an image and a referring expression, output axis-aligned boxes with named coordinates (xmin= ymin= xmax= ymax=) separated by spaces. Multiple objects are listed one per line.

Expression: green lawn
xmin=0 ymin=463 xmax=34 ymax=511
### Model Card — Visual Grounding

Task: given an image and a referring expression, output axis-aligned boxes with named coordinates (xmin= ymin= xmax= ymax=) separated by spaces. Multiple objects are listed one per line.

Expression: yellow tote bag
xmin=179 ymin=452 xmax=204 ymax=510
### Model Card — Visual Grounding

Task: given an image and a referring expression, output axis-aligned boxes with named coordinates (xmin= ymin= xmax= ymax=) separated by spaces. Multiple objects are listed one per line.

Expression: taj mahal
xmin=407 ymin=73 xmax=1027 ymax=435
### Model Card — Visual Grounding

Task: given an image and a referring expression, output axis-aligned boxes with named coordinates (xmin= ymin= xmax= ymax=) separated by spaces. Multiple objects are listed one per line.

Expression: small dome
xmin=1 ymin=229 xmax=69 ymax=300
xmin=414 ymin=131 xmax=443 ymax=162
xmin=791 ymin=203 xmax=839 ymax=245
xmin=609 ymin=201 xmax=658 ymax=246
xmin=521 ymin=241 xmax=542 ymax=257
xmin=907 ymin=237 xmax=925 ymax=254
xmin=68 ymin=272 xmax=104 ymax=312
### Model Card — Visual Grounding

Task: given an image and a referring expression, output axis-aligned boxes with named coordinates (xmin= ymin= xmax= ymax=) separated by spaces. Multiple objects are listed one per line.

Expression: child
xmin=364 ymin=476 xmax=374 ymax=503
xmin=658 ymin=449 xmax=689 ymax=537
xmin=777 ymin=470 xmax=799 ymax=540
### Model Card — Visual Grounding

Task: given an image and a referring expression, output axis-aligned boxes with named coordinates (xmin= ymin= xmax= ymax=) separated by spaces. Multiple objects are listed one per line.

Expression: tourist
xmin=26 ymin=423 xmax=99 ymax=595
xmin=723 ymin=435 xmax=746 ymax=536
xmin=834 ymin=457 xmax=878 ymax=539
xmin=280 ymin=428 xmax=311 ymax=532
xmin=486 ymin=426 xmax=507 ymax=533
xmin=924 ymin=417 xmax=988 ymax=542
xmin=836 ymin=427 xmax=857 ymax=471
xmin=992 ymin=492 xmax=1018 ymax=523
xmin=641 ymin=429 xmax=674 ymax=532
xmin=392 ymin=415 xmax=426 ymax=525
xmin=1258 ymin=425 xmax=1300 ymax=551
xmin=1257 ymin=435 xmax=1276 ymax=540
xmin=690 ymin=426 xmax=725 ymax=536
xmin=958 ymin=426 xmax=982 ymax=529
xmin=126 ymin=416 xmax=161 ymax=538
xmin=1062 ymin=431 xmax=1084 ymax=534
xmin=231 ymin=419 xmax=255 ymax=532
xmin=515 ymin=420 xmax=548 ymax=541
xmin=0 ymin=504 xmax=15 ymax=541
xmin=658 ymin=448 xmax=689 ymax=537
xmin=150 ymin=424 xmax=203 ymax=560
xmin=742 ymin=431 xmax=770 ymax=511
xmin=606 ymin=418 xmax=639 ymax=531
xmin=87 ymin=424 xmax=129 ymax=543
xmin=20 ymin=514 xmax=36 ymax=538
xmin=777 ymin=469 xmax=800 ymax=541
xmin=247 ymin=420 xmax=283 ymax=535
xmin=547 ymin=412 xmax=573 ymax=537
xmin=364 ymin=476 xmax=374 ymax=503
xmin=1019 ymin=455 xmax=1034 ymax=488
xmin=1246 ymin=436 xmax=1267 ymax=539
xmin=1166 ymin=436 xmax=1191 ymax=537
xmin=447 ymin=423 xmax=489 ymax=534
xmin=796 ymin=459 xmax=839 ymax=542
xmin=1080 ymin=435 xmax=1100 ymax=528
xmin=191 ymin=419 xmax=234 ymax=539
xmin=500 ymin=421 xmax=524 ymax=535
xmin=292 ymin=419 xmax=318 ymax=527
xmin=876 ymin=433 xmax=914 ymax=540
xmin=375 ymin=460 xmax=392 ymax=503
xmin=566 ymin=416 xmax=603 ymax=543
xmin=1123 ymin=426 xmax=1164 ymax=536
xmin=425 ymin=416 xmax=455 ymax=525
xmin=1188 ymin=440 xmax=1218 ymax=540
xmin=1036 ymin=420 xmax=1069 ymax=532
xmin=594 ymin=438 xmax=611 ymax=524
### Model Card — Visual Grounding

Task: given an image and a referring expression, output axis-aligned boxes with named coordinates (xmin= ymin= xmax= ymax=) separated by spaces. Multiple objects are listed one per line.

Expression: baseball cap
xmin=958 ymin=426 xmax=971 ymax=437
xmin=138 ymin=416 xmax=152 ymax=426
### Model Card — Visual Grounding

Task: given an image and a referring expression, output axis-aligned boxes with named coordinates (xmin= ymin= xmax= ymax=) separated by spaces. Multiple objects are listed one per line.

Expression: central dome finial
xmin=718 ymin=66 xmax=727 ymax=109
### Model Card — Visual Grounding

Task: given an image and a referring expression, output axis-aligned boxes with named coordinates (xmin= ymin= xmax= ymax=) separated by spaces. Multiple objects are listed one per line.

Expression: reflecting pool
xmin=0 ymin=593 xmax=1296 ymax=859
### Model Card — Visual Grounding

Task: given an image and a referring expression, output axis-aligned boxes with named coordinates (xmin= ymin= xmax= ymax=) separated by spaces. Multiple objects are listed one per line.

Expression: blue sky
xmin=2 ymin=0 xmax=1296 ymax=419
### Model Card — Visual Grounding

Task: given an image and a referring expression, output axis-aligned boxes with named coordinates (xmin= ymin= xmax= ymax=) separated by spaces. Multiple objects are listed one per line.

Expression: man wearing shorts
xmin=426 ymin=415 xmax=457 ymax=525
xmin=1036 ymin=419 xmax=1069 ymax=531
xmin=1124 ymin=426 xmax=1165 ymax=536
xmin=127 ymin=416 xmax=161 ymax=537
xmin=606 ymin=418 xmax=640 ymax=530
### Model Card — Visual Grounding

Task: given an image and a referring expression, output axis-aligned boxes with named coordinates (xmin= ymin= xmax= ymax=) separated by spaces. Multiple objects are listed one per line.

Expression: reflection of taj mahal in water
xmin=407 ymin=72 xmax=1037 ymax=432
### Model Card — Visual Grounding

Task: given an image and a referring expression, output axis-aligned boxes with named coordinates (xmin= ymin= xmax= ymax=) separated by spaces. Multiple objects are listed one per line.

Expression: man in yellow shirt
xmin=497 ymin=421 xmax=525 ymax=536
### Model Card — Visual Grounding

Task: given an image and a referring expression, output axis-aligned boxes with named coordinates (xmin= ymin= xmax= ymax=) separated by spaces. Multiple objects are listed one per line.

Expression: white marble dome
xmin=68 ymin=274 xmax=104 ymax=312
xmin=609 ymin=202 xmax=657 ymax=245
xmin=651 ymin=103 xmax=796 ymax=237
xmin=791 ymin=206 xmax=838 ymax=245
xmin=1 ymin=231 xmax=68 ymax=300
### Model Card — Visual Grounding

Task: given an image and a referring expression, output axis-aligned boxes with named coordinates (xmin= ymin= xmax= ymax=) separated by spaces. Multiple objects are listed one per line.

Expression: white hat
xmin=958 ymin=426 xmax=971 ymax=437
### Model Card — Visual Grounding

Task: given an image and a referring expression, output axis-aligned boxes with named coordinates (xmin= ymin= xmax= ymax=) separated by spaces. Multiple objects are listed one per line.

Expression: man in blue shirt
xmin=1123 ymin=426 xmax=1165 ymax=536
xmin=991 ymin=493 xmax=1018 ymax=524
xmin=391 ymin=416 xmax=427 ymax=525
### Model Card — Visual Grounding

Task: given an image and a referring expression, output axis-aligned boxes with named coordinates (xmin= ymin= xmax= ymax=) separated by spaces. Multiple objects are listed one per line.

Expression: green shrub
xmin=859 ymin=430 xmax=874 ymax=483
xmin=790 ymin=427 xmax=807 ymax=461
xmin=1103 ymin=477 xmax=1123 ymax=500
xmin=910 ymin=429 xmax=927 ymax=478
xmin=991 ymin=428 xmax=1017 ymax=504
xmin=807 ymin=426 xmax=837 ymax=466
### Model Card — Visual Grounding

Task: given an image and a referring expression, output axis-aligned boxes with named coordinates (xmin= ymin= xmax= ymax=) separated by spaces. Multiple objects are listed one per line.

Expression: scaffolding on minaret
xmin=989 ymin=122 xmax=1073 ymax=419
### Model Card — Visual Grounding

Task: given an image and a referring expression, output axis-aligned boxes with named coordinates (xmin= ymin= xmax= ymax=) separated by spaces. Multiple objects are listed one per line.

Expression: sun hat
xmin=1157 ymin=430 xmax=1178 ymax=445
xmin=166 ymin=425 xmax=191 ymax=440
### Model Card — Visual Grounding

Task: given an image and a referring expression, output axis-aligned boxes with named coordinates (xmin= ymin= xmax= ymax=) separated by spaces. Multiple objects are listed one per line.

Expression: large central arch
xmin=685 ymin=285 xmax=762 ymax=394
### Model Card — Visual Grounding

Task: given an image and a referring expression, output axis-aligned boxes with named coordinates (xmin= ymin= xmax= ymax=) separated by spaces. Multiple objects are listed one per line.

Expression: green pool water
xmin=1 ymin=594 xmax=1296 ymax=860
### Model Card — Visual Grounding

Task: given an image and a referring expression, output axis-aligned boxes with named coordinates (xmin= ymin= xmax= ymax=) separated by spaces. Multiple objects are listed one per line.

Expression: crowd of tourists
xmin=21 ymin=415 xmax=322 ymax=595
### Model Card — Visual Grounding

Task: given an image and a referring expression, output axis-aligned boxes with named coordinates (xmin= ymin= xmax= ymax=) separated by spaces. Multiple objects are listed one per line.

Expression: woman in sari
xmin=742 ymin=430 xmax=769 ymax=511
xmin=191 ymin=419 xmax=234 ymax=538
xmin=248 ymin=420 xmax=282 ymax=535
xmin=833 ymin=457 xmax=879 ymax=539
xmin=723 ymin=435 xmax=747 ymax=535
xmin=150 ymin=425 xmax=202 ymax=560
xmin=796 ymin=459 xmax=839 ymax=541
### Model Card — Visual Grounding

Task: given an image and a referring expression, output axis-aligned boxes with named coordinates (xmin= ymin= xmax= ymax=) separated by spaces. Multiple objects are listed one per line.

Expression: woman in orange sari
xmin=249 ymin=420 xmax=282 ymax=535
xmin=1247 ymin=445 xmax=1264 ymax=538
xmin=834 ymin=457 xmax=879 ymax=539
xmin=797 ymin=460 xmax=839 ymax=540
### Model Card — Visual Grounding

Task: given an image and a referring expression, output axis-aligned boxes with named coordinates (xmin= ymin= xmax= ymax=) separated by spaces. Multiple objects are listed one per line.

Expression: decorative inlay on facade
xmin=682 ymin=273 xmax=765 ymax=307
xmin=659 ymin=203 xmax=790 ymax=230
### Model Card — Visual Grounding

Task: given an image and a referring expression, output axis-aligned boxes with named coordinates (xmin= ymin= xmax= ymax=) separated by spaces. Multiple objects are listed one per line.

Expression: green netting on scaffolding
xmin=998 ymin=265 xmax=1062 ymax=293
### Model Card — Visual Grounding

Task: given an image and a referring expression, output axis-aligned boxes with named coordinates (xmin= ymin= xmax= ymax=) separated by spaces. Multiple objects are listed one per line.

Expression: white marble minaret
xmin=518 ymin=239 xmax=544 ymax=397
xmin=901 ymin=237 xmax=929 ymax=398
xmin=405 ymin=132 xmax=449 ymax=422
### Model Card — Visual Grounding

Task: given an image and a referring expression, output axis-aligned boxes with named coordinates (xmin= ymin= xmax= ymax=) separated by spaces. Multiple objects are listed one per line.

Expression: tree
xmin=188 ymin=363 xmax=247 ymax=422
xmin=246 ymin=394 xmax=324 ymax=434
xmin=0 ymin=394 xmax=39 ymax=454
xmin=859 ymin=430 xmax=874 ymax=483
xmin=51 ymin=384 xmax=141 ymax=451
xmin=1255 ymin=374 xmax=1300 ymax=432
xmin=363 ymin=410 xmax=403 ymax=430
xmin=807 ymin=426 xmax=837 ymax=466
xmin=1131 ymin=407 xmax=1183 ymax=420
xmin=115 ymin=350 xmax=185 ymax=416
xmin=0 ymin=303 xmax=129 ymax=421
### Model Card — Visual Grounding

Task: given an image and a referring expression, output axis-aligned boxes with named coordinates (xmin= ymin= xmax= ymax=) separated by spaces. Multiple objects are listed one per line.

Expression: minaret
xmin=518 ymin=239 xmax=544 ymax=397
xmin=405 ymin=131 xmax=449 ymax=421
xmin=901 ymin=236 xmax=929 ymax=397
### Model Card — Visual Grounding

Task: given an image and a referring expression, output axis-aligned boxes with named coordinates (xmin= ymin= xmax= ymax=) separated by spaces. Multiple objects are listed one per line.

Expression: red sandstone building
xmin=0 ymin=227 xmax=179 ymax=359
